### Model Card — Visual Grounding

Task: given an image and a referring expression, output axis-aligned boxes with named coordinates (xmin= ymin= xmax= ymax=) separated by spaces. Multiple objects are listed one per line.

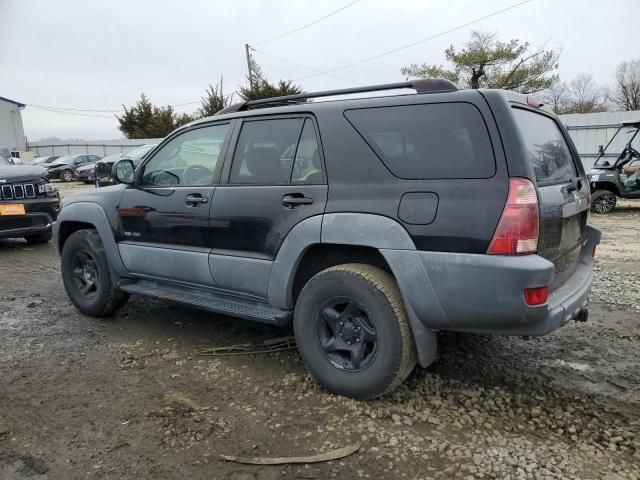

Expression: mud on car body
xmin=0 ymin=152 xmax=59 ymax=243
xmin=53 ymin=80 xmax=600 ymax=399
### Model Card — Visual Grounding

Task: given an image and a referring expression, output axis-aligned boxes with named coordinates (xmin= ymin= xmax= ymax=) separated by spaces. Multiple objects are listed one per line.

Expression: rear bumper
xmin=381 ymin=225 xmax=601 ymax=336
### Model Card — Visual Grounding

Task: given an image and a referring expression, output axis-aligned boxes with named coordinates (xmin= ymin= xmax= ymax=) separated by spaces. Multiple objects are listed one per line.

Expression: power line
xmin=30 ymin=103 xmax=123 ymax=113
xmin=30 ymin=105 xmax=114 ymax=118
xmin=295 ymin=0 xmax=533 ymax=81
xmin=251 ymin=47 xmax=357 ymax=85
xmin=252 ymin=0 xmax=361 ymax=47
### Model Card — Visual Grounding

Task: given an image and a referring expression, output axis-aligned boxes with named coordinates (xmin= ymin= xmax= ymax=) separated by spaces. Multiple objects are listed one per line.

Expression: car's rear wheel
xmin=61 ymin=169 xmax=73 ymax=182
xmin=294 ymin=263 xmax=416 ymax=399
xmin=61 ymin=229 xmax=129 ymax=316
xmin=591 ymin=189 xmax=617 ymax=214
xmin=24 ymin=230 xmax=52 ymax=244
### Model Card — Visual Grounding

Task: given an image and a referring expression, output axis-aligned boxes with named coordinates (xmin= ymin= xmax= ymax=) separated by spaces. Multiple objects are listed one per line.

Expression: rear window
xmin=345 ymin=103 xmax=495 ymax=179
xmin=512 ymin=108 xmax=578 ymax=184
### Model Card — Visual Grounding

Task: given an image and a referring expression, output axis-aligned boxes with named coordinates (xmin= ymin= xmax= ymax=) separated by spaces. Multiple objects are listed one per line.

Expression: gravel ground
xmin=0 ymin=182 xmax=638 ymax=480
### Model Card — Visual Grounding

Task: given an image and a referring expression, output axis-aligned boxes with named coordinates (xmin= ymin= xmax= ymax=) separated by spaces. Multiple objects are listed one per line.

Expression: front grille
xmin=0 ymin=183 xmax=37 ymax=201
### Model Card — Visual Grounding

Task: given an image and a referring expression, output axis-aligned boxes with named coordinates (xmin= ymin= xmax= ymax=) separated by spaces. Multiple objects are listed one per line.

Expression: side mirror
xmin=113 ymin=159 xmax=135 ymax=185
xmin=598 ymin=145 xmax=604 ymax=155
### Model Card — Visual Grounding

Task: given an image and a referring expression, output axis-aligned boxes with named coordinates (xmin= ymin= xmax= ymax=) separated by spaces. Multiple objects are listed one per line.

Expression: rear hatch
xmin=512 ymin=108 xmax=589 ymax=290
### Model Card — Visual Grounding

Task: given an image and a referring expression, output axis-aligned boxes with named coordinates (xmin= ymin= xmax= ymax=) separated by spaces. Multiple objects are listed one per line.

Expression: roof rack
xmin=216 ymin=78 xmax=457 ymax=115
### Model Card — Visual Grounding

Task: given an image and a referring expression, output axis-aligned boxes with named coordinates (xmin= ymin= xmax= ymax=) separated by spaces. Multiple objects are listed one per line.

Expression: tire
xmin=294 ymin=263 xmax=417 ymax=400
xmin=24 ymin=230 xmax=52 ymax=244
xmin=590 ymin=189 xmax=617 ymax=214
xmin=61 ymin=169 xmax=73 ymax=182
xmin=61 ymin=229 xmax=129 ymax=316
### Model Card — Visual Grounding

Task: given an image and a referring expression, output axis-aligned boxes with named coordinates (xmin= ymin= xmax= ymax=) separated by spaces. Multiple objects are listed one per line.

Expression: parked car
xmin=32 ymin=155 xmax=60 ymax=165
xmin=587 ymin=120 xmax=640 ymax=213
xmin=95 ymin=144 xmax=158 ymax=186
xmin=54 ymin=80 xmax=600 ymax=399
xmin=74 ymin=153 xmax=123 ymax=183
xmin=47 ymin=154 xmax=101 ymax=182
xmin=0 ymin=152 xmax=60 ymax=243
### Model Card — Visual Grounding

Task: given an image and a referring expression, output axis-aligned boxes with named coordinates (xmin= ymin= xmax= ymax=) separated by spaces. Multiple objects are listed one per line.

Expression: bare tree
xmin=540 ymin=81 xmax=570 ymax=114
xmin=563 ymin=74 xmax=608 ymax=114
xmin=610 ymin=59 xmax=640 ymax=111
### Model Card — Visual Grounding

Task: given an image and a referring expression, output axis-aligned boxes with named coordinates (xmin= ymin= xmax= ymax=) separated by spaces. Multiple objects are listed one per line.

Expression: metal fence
xmin=28 ymin=139 xmax=163 ymax=157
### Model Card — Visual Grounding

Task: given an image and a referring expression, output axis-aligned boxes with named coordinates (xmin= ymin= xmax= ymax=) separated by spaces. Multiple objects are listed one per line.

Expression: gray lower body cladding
xmin=382 ymin=226 xmax=601 ymax=336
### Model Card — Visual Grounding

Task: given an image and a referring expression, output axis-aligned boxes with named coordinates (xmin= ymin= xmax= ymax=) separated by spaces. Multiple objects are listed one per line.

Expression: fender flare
xmin=267 ymin=212 xmax=438 ymax=368
xmin=53 ymin=202 xmax=127 ymax=276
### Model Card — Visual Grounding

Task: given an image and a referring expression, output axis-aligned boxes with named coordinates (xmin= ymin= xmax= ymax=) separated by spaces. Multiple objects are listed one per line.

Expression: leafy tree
xmin=401 ymin=31 xmax=560 ymax=93
xmin=117 ymin=93 xmax=195 ymax=139
xmin=610 ymin=59 xmax=640 ymax=111
xmin=117 ymin=93 xmax=155 ymax=139
xmin=199 ymin=79 xmax=233 ymax=117
xmin=238 ymin=50 xmax=302 ymax=101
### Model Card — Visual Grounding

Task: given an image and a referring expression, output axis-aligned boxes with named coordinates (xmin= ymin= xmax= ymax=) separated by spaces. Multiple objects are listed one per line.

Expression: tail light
xmin=487 ymin=178 xmax=539 ymax=255
xmin=524 ymin=286 xmax=548 ymax=306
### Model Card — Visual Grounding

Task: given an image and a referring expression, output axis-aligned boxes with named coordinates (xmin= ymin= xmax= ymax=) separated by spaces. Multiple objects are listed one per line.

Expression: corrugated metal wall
xmin=559 ymin=110 xmax=640 ymax=171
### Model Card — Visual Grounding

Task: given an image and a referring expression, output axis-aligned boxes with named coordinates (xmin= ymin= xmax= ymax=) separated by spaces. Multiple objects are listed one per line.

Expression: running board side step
xmin=118 ymin=280 xmax=292 ymax=327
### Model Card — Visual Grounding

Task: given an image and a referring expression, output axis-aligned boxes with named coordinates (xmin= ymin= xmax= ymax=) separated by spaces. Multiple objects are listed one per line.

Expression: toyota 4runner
xmin=53 ymin=80 xmax=600 ymax=399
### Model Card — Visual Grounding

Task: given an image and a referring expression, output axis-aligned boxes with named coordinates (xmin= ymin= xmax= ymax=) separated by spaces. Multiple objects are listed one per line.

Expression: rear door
xmin=512 ymin=108 xmax=589 ymax=288
xmin=210 ymin=116 xmax=327 ymax=298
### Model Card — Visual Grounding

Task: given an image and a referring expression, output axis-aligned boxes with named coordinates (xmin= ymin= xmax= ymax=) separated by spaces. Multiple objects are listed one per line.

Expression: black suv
xmin=53 ymin=80 xmax=600 ymax=399
xmin=0 ymin=152 xmax=60 ymax=243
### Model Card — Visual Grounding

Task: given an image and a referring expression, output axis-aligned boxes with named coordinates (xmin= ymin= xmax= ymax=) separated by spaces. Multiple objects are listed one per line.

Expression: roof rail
xmin=216 ymin=78 xmax=457 ymax=115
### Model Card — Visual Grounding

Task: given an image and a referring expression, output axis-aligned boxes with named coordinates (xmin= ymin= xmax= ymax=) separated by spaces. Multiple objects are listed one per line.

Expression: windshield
xmin=126 ymin=145 xmax=155 ymax=160
xmin=595 ymin=127 xmax=640 ymax=167
xmin=0 ymin=153 xmax=11 ymax=166
xmin=52 ymin=155 xmax=75 ymax=165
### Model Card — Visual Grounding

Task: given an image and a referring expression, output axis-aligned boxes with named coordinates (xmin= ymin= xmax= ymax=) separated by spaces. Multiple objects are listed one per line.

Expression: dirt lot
xmin=1 ymin=182 xmax=639 ymax=480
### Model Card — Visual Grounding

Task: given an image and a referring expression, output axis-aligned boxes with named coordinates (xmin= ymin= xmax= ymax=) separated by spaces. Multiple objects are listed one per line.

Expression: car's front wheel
xmin=61 ymin=169 xmax=73 ymax=182
xmin=591 ymin=189 xmax=617 ymax=214
xmin=294 ymin=263 xmax=417 ymax=400
xmin=61 ymin=229 xmax=129 ymax=316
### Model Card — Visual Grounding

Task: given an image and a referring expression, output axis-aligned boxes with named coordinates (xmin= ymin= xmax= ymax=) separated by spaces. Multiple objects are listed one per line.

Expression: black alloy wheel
xmin=70 ymin=249 xmax=100 ymax=298
xmin=316 ymin=298 xmax=378 ymax=371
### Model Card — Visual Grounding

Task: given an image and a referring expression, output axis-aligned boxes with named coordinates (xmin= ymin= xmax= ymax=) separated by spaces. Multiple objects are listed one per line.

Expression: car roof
xmin=182 ymin=85 xmax=544 ymax=131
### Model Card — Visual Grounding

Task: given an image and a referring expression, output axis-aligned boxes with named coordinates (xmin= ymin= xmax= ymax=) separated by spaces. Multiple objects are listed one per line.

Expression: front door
xmin=117 ymin=122 xmax=232 ymax=285
xmin=210 ymin=116 xmax=327 ymax=298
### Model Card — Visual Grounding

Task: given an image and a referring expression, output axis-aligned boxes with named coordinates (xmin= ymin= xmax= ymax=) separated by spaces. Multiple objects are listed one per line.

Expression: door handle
xmin=282 ymin=193 xmax=313 ymax=208
xmin=566 ymin=178 xmax=582 ymax=193
xmin=185 ymin=193 xmax=208 ymax=205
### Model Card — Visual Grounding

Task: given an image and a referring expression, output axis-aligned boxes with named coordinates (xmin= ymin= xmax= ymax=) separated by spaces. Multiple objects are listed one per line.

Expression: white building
xmin=0 ymin=96 xmax=26 ymax=159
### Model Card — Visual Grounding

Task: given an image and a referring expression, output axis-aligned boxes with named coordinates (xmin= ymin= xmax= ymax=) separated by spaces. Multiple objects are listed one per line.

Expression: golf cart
xmin=587 ymin=120 xmax=640 ymax=214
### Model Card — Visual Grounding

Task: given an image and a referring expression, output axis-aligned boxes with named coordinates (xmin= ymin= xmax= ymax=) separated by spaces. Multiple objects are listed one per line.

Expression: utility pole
xmin=245 ymin=44 xmax=253 ymax=89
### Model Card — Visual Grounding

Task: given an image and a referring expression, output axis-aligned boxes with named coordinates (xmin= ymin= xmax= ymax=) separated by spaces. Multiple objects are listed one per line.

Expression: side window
xmin=345 ymin=103 xmax=495 ymax=179
xmin=512 ymin=108 xmax=578 ymax=184
xmin=229 ymin=118 xmax=304 ymax=185
xmin=291 ymin=119 xmax=323 ymax=184
xmin=141 ymin=123 xmax=230 ymax=186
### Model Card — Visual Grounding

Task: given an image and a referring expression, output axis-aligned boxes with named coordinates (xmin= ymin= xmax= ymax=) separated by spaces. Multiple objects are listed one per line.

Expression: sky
xmin=1 ymin=0 xmax=639 ymax=141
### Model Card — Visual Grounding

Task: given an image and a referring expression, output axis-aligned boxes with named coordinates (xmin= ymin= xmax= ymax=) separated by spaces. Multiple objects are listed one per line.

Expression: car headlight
xmin=37 ymin=180 xmax=57 ymax=196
